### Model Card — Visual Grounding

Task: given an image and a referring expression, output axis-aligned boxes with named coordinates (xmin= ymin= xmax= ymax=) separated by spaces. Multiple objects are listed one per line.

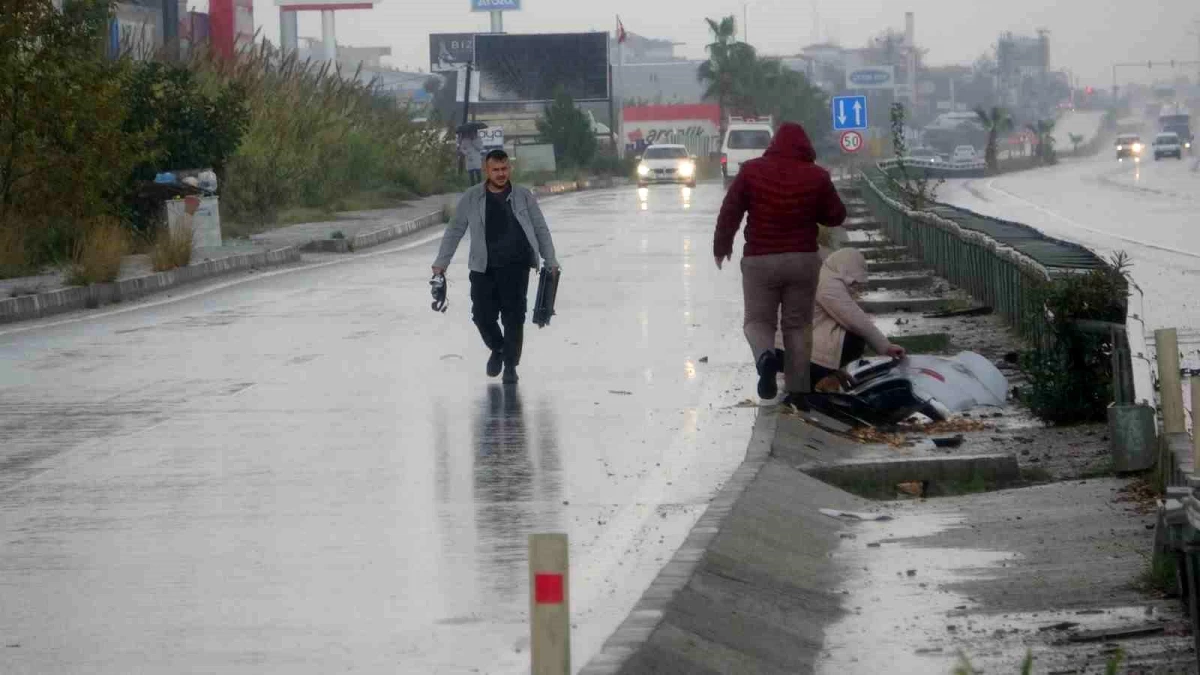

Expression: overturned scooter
xmin=803 ymin=352 xmax=1009 ymax=428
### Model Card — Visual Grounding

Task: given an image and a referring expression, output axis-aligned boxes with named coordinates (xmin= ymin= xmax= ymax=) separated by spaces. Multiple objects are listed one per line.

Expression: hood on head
xmin=764 ymin=122 xmax=817 ymax=162
xmin=821 ymin=248 xmax=868 ymax=287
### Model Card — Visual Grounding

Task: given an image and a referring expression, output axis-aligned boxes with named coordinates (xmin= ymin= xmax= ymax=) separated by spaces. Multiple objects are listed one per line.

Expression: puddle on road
xmin=816 ymin=508 xmax=1017 ymax=674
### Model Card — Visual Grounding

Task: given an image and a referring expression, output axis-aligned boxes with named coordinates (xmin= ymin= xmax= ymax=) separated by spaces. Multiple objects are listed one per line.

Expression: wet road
xmin=0 ymin=183 xmax=758 ymax=674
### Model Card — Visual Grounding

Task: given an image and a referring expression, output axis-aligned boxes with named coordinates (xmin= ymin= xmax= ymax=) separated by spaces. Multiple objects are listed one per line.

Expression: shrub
xmin=0 ymin=223 xmax=31 ymax=279
xmin=1020 ymin=252 xmax=1131 ymax=425
xmin=536 ymin=90 xmax=599 ymax=169
xmin=151 ymin=224 xmax=194 ymax=272
xmin=67 ymin=220 xmax=128 ymax=286
xmin=1 ymin=0 xmax=151 ymax=267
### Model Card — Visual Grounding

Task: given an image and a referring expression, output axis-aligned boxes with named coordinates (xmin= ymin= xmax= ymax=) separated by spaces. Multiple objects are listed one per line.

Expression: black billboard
xmin=474 ymin=32 xmax=610 ymax=103
xmin=429 ymin=33 xmax=475 ymax=72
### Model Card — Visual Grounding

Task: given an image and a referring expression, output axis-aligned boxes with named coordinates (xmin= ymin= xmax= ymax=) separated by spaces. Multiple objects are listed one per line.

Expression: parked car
xmin=951 ymin=145 xmax=979 ymax=163
xmin=1153 ymin=132 xmax=1183 ymax=160
xmin=903 ymin=147 xmax=943 ymax=164
xmin=636 ymin=144 xmax=698 ymax=188
xmin=1115 ymin=134 xmax=1144 ymax=160
xmin=721 ymin=116 xmax=774 ymax=187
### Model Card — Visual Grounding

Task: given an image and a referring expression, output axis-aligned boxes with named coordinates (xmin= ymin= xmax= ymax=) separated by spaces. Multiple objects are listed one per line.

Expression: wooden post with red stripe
xmin=529 ymin=533 xmax=570 ymax=675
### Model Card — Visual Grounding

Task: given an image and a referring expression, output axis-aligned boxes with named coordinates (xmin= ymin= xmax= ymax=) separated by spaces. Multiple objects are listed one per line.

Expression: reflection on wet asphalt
xmin=0 ymin=182 xmax=756 ymax=674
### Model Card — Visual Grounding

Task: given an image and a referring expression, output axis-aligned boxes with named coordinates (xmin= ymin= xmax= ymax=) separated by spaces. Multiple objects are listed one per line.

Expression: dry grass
xmin=151 ymin=224 xmax=194 ymax=272
xmin=67 ymin=220 xmax=128 ymax=286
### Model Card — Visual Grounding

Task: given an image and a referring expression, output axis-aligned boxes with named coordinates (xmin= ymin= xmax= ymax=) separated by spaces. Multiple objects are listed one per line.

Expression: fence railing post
xmin=1156 ymin=328 xmax=1186 ymax=435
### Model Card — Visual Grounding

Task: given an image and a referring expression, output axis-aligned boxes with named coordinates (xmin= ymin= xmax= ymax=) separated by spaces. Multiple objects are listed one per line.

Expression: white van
xmin=721 ymin=116 xmax=774 ymax=187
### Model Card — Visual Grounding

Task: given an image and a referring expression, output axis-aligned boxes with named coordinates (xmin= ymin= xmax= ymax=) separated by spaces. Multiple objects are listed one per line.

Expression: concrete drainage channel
xmin=578 ymin=195 xmax=1049 ymax=674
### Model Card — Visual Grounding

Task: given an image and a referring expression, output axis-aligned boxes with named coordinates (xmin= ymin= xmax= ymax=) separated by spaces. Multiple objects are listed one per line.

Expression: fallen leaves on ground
xmin=1115 ymin=478 xmax=1160 ymax=515
xmin=850 ymin=426 xmax=909 ymax=447
xmin=898 ymin=418 xmax=993 ymax=434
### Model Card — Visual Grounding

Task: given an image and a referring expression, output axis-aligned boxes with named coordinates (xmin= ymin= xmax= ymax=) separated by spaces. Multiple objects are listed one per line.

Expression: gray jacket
xmin=433 ymin=183 xmax=559 ymax=274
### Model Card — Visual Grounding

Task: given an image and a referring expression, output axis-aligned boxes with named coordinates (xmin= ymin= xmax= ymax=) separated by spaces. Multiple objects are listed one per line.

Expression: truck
xmin=1158 ymin=106 xmax=1193 ymax=151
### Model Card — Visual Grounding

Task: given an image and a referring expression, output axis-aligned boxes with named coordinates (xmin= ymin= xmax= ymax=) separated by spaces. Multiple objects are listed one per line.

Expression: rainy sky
xmin=242 ymin=0 xmax=1198 ymax=87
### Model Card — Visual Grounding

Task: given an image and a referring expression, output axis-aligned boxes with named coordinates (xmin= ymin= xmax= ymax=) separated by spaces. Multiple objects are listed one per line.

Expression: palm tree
xmin=1028 ymin=119 xmax=1057 ymax=164
xmin=697 ymin=16 xmax=756 ymax=140
xmin=975 ymin=106 xmax=1013 ymax=172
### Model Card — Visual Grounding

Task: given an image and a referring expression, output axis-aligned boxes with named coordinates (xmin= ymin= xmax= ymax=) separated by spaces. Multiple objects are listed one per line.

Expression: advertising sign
xmin=471 ymin=0 xmax=519 ymax=10
xmin=474 ymin=32 xmax=609 ymax=103
xmin=480 ymin=127 xmax=505 ymax=149
xmin=845 ymin=66 xmax=895 ymax=90
xmin=430 ymin=33 xmax=475 ymax=72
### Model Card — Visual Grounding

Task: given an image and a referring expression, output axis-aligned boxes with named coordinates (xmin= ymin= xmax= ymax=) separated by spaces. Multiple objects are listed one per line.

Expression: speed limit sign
xmin=840 ymin=130 xmax=864 ymax=153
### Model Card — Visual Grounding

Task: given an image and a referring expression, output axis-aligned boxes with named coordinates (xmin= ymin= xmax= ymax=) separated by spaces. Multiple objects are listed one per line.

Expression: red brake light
xmin=720 ymin=153 xmax=728 ymax=165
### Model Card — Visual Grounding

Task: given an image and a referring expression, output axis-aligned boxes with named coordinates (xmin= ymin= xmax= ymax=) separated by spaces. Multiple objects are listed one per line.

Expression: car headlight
xmin=1187 ymin=142 xmax=1192 ymax=149
xmin=1132 ymin=143 xmax=1144 ymax=153
xmin=637 ymin=163 xmax=650 ymax=177
xmin=1116 ymin=145 xmax=1124 ymax=151
xmin=678 ymin=161 xmax=695 ymax=178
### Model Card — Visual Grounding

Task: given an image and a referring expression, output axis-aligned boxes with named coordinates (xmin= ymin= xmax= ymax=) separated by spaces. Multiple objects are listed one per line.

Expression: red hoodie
xmin=713 ymin=122 xmax=846 ymax=258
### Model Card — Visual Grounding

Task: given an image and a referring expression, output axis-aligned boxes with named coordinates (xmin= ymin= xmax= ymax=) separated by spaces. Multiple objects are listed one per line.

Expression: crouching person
xmin=811 ymin=249 xmax=907 ymax=389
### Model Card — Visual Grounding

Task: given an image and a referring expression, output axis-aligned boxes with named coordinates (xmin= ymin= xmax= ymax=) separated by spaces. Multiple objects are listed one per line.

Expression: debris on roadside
xmin=1115 ymin=478 xmax=1160 ymax=515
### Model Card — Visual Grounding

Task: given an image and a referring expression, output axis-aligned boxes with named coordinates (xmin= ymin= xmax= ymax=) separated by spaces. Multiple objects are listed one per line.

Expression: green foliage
xmin=1068 ymin=133 xmax=1084 ymax=154
xmin=184 ymin=45 xmax=456 ymax=226
xmin=1020 ymin=252 xmax=1131 ymax=425
xmin=0 ymin=0 xmax=151 ymax=266
xmin=698 ymin=16 xmax=829 ymax=150
xmin=1028 ymin=119 xmax=1058 ymax=165
xmin=975 ymin=106 xmax=1014 ymax=173
xmin=536 ymin=90 xmax=598 ymax=169
xmin=889 ymin=103 xmax=943 ymax=210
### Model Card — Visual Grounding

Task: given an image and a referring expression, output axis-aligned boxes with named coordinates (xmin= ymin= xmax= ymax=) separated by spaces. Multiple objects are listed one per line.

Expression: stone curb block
xmin=0 ymin=246 xmax=301 ymax=325
xmin=349 ymin=210 xmax=445 ymax=252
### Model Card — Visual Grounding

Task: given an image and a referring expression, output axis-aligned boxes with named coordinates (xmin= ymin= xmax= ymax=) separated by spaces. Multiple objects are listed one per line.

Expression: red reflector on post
xmin=534 ymin=573 xmax=564 ymax=605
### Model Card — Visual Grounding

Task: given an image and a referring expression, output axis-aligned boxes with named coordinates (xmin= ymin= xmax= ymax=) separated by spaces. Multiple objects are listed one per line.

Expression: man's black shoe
xmin=502 ymin=364 xmax=519 ymax=384
xmin=756 ymin=350 xmax=780 ymax=400
xmin=487 ymin=351 xmax=504 ymax=378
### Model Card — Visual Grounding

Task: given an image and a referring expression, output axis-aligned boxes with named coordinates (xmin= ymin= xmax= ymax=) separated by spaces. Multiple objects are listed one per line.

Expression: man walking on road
xmin=713 ymin=122 xmax=847 ymax=410
xmin=433 ymin=150 xmax=560 ymax=384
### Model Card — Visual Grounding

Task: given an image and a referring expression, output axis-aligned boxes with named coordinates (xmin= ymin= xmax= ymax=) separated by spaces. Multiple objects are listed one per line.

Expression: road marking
xmin=0 ymin=231 xmax=446 ymax=338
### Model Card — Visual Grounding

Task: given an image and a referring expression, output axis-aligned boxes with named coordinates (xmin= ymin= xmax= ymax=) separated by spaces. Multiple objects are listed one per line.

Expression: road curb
xmin=0 ymin=246 xmax=301 ymax=325
xmin=577 ymin=410 xmax=777 ymax=675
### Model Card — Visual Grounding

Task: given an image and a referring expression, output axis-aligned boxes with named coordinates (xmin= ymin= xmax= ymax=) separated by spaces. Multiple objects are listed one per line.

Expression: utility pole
xmin=743 ymin=3 xmax=749 ymax=45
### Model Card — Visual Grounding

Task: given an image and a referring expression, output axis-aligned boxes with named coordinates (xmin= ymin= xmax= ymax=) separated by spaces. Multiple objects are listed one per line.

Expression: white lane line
xmin=983 ymin=178 xmax=1200 ymax=260
xmin=0 ymin=231 xmax=446 ymax=338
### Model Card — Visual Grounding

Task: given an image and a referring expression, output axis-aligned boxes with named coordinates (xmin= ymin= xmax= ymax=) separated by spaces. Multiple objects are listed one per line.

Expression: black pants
xmin=810 ymin=332 xmax=867 ymax=385
xmin=468 ymin=169 xmax=482 ymax=185
xmin=470 ymin=265 xmax=530 ymax=366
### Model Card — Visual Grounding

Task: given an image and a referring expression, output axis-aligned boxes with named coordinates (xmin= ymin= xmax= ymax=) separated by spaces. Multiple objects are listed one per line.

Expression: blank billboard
xmin=474 ymin=32 xmax=609 ymax=103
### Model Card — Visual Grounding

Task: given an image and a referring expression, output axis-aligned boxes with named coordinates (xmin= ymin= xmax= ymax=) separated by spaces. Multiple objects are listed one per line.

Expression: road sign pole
xmin=490 ymin=9 xmax=502 ymax=32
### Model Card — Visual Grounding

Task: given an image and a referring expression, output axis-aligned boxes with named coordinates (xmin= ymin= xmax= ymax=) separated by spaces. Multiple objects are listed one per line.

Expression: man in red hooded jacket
xmin=714 ymin=121 xmax=847 ymax=409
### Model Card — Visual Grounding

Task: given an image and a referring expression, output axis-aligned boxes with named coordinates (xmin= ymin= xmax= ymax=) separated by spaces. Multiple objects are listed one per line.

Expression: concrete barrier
xmin=0 ymin=246 xmax=301 ymax=325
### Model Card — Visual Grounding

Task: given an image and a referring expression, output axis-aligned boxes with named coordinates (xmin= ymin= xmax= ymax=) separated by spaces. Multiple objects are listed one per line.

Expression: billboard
xmin=474 ymin=33 xmax=609 ymax=103
xmin=430 ymin=33 xmax=475 ymax=72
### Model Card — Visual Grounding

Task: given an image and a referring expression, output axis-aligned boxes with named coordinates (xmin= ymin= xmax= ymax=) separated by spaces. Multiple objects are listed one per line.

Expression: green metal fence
xmin=857 ymin=167 xmax=1110 ymax=347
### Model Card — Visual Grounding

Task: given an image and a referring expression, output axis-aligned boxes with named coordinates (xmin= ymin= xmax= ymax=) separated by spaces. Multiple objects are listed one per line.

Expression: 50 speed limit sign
xmin=839 ymin=130 xmax=864 ymax=153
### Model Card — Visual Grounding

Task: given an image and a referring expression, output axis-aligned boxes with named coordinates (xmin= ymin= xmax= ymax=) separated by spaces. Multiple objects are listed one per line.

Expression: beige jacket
xmin=811 ymin=249 xmax=891 ymax=369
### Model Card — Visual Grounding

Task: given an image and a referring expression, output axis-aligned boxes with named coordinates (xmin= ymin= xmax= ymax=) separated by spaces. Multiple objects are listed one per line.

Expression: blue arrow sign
xmin=832 ymin=95 xmax=867 ymax=131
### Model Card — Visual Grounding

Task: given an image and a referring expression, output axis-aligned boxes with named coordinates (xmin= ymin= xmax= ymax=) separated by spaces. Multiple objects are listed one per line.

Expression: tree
xmin=1028 ymin=119 xmax=1057 ymax=164
xmin=697 ymin=16 xmax=756 ymax=139
xmin=750 ymin=58 xmax=832 ymax=153
xmin=536 ymin=90 xmax=598 ymax=169
xmin=975 ymin=106 xmax=1013 ymax=173
xmin=890 ymin=103 xmax=942 ymax=210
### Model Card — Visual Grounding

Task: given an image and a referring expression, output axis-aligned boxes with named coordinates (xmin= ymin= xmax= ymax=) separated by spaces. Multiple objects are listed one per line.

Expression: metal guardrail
xmin=877 ymin=157 xmax=988 ymax=177
xmin=859 ymin=167 xmax=1109 ymax=345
